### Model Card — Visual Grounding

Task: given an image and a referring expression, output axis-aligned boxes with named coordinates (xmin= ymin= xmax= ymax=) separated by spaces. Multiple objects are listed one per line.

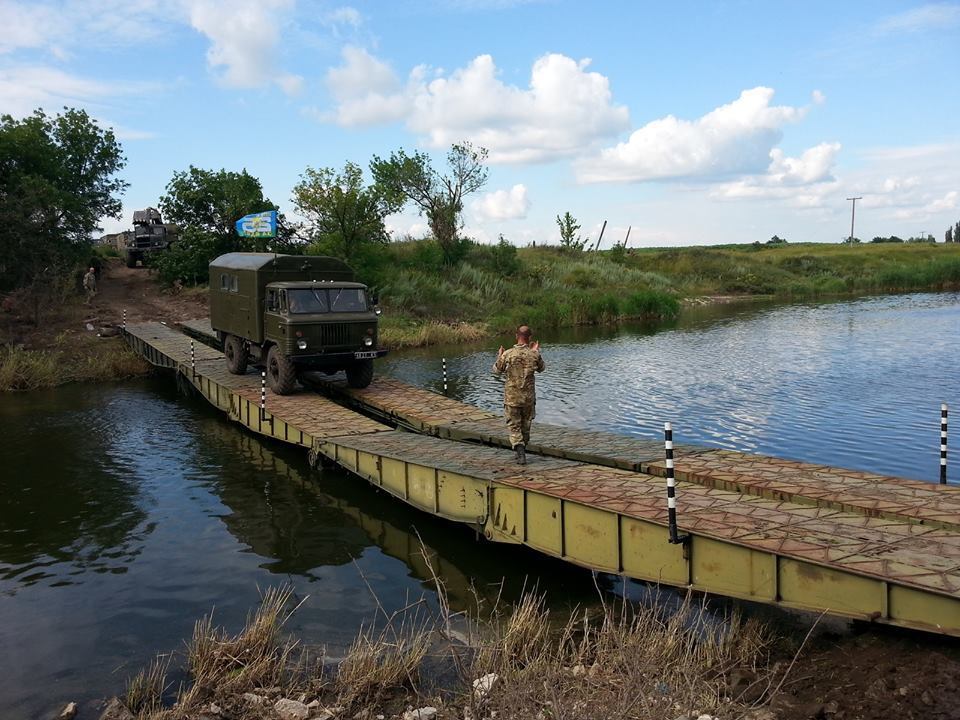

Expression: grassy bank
xmin=107 ymin=584 xmax=780 ymax=720
xmin=360 ymin=240 xmax=960 ymax=346
xmin=0 ymin=336 xmax=150 ymax=392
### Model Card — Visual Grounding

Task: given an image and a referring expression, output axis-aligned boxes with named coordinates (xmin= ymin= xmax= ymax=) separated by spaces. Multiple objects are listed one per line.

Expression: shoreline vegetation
xmin=2 ymin=241 xmax=960 ymax=391
xmin=89 ymin=581 xmax=784 ymax=720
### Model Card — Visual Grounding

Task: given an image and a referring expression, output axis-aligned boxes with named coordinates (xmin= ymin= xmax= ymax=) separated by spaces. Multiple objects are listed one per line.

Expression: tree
xmin=948 ymin=225 xmax=956 ymax=243
xmin=370 ymin=142 xmax=488 ymax=264
xmin=156 ymin=166 xmax=286 ymax=284
xmin=556 ymin=212 xmax=585 ymax=252
xmin=767 ymin=235 xmax=788 ymax=245
xmin=0 ymin=108 xmax=127 ymax=292
xmin=292 ymin=162 xmax=400 ymax=261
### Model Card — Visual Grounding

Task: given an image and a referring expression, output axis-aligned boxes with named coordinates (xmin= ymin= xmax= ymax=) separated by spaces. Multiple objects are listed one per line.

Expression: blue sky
xmin=3 ymin=0 xmax=959 ymax=247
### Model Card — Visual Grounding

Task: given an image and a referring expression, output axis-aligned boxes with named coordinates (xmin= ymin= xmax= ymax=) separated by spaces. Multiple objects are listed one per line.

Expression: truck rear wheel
xmin=125 ymin=252 xmax=138 ymax=268
xmin=224 ymin=334 xmax=248 ymax=374
xmin=266 ymin=346 xmax=297 ymax=395
xmin=346 ymin=359 xmax=374 ymax=389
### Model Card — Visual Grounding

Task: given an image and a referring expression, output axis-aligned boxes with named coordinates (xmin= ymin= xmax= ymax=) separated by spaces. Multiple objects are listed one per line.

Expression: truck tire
xmin=266 ymin=345 xmax=297 ymax=395
xmin=346 ymin=359 xmax=374 ymax=389
xmin=125 ymin=252 xmax=137 ymax=268
xmin=224 ymin=334 xmax=248 ymax=374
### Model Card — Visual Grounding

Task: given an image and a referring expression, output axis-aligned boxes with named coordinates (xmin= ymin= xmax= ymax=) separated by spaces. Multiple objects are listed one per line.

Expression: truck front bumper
xmin=290 ymin=348 xmax=388 ymax=368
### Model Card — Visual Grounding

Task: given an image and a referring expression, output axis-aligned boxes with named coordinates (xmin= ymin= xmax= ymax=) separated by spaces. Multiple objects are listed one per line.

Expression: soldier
xmin=82 ymin=266 xmax=98 ymax=305
xmin=493 ymin=325 xmax=545 ymax=464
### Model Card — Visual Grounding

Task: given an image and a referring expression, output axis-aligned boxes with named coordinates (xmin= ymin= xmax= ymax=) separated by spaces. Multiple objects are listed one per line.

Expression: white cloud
xmin=576 ymin=87 xmax=811 ymax=184
xmin=0 ymin=66 xmax=138 ymax=116
xmin=472 ymin=184 xmax=530 ymax=221
xmin=323 ymin=50 xmax=630 ymax=163
xmin=767 ymin=142 xmax=841 ymax=185
xmin=324 ymin=46 xmax=413 ymax=125
xmin=874 ymin=3 xmax=960 ymax=34
xmin=324 ymin=6 xmax=362 ymax=27
xmin=0 ymin=2 xmax=63 ymax=54
xmin=185 ymin=0 xmax=303 ymax=94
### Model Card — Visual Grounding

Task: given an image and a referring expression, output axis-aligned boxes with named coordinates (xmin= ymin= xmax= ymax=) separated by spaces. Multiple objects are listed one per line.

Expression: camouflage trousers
xmin=504 ymin=403 xmax=535 ymax=448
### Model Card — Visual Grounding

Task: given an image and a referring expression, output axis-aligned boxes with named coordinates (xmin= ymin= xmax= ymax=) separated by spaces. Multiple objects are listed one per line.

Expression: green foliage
xmin=370 ymin=142 xmax=488 ymax=264
xmin=768 ymin=235 xmax=788 ymax=244
xmin=292 ymin=162 xmax=400 ymax=261
xmin=870 ymin=236 xmax=904 ymax=243
xmin=0 ymin=108 xmax=127 ymax=292
xmin=556 ymin=212 xmax=585 ymax=252
xmin=155 ymin=166 xmax=290 ymax=284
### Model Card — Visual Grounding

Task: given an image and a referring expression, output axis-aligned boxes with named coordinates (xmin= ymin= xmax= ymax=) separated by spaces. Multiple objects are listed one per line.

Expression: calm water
xmin=1 ymin=292 xmax=958 ymax=717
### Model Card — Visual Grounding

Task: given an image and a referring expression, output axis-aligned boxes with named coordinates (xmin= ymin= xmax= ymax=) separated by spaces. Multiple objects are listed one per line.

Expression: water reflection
xmin=0 ymin=387 xmax=152 ymax=589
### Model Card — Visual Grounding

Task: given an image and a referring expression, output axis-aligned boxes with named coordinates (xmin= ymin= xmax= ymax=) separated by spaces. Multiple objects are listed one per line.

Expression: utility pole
xmin=846 ymin=196 xmax=862 ymax=243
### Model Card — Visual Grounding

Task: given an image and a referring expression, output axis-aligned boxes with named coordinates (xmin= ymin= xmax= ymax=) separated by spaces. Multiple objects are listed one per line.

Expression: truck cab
xmin=209 ymin=253 xmax=386 ymax=394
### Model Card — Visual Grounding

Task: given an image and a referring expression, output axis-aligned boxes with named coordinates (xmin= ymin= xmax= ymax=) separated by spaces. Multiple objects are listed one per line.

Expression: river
xmin=1 ymin=291 xmax=957 ymax=718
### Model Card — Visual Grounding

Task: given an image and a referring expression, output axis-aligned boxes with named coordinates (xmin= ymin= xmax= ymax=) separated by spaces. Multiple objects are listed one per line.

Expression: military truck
xmin=209 ymin=252 xmax=385 ymax=394
xmin=103 ymin=207 xmax=178 ymax=268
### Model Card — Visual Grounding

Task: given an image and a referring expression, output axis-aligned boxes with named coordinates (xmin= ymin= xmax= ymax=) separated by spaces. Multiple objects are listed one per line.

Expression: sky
xmin=2 ymin=0 xmax=959 ymax=248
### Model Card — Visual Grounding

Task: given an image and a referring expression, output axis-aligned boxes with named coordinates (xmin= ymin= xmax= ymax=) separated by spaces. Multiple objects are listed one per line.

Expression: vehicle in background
xmin=100 ymin=208 xmax=179 ymax=268
xmin=208 ymin=252 xmax=385 ymax=394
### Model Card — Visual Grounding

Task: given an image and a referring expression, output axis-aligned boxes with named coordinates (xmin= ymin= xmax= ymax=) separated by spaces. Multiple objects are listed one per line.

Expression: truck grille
xmin=319 ymin=323 xmax=351 ymax=347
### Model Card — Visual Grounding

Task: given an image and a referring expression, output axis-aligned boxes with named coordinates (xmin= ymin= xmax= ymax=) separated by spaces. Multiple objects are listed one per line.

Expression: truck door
xmin=264 ymin=287 xmax=285 ymax=346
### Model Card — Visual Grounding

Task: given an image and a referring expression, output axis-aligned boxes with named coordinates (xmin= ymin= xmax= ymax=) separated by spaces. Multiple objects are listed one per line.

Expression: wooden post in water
xmin=942 ymin=404 xmax=949 ymax=485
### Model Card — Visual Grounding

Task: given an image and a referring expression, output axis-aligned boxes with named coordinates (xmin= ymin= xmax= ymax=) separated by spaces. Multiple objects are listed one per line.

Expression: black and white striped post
xmin=664 ymin=422 xmax=686 ymax=544
xmin=122 ymin=308 xmax=127 ymax=331
xmin=190 ymin=340 xmax=196 ymax=376
xmin=442 ymin=358 xmax=448 ymax=395
xmin=941 ymin=403 xmax=949 ymax=485
xmin=260 ymin=371 xmax=267 ymax=421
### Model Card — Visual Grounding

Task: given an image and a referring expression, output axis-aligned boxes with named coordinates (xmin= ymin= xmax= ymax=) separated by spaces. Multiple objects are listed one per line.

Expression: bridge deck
xmin=126 ymin=321 xmax=960 ymax=636
xmin=313 ymin=376 xmax=960 ymax=532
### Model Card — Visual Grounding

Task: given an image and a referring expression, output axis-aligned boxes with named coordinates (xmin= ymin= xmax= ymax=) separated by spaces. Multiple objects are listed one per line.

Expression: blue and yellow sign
xmin=235 ymin=210 xmax=278 ymax=238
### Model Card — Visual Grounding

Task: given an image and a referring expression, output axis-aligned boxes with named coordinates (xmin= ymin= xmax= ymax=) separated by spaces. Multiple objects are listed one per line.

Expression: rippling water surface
xmin=384 ymin=292 xmax=960 ymax=482
xmin=1 ymin=292 xmax=957 ymax=718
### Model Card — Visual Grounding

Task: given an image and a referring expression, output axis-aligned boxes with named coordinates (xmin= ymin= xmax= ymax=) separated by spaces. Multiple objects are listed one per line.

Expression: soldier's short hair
xmin=517 ymin=325 xmax=532 ymax=340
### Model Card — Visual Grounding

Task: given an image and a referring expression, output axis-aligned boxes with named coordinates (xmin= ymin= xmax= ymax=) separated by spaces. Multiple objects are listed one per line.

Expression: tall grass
xmin=122 ymin=580 xmax=782 ymax=720
xmin=0 ymin=339 xmax=150 ymax=392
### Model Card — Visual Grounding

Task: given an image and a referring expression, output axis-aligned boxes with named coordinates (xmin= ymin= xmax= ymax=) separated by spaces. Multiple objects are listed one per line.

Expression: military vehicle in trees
xmin=102 ymin=207 xmax=178 ymax=268
xmin=209 ymin=253 xmax=385 ymax=394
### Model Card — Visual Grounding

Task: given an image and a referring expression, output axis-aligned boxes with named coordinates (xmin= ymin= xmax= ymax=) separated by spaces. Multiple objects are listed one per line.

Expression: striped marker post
xmin=664 ymin=422 xmax=683 ymax=544
xmin=261 ymin=371 xmax=267 ymax=421
xmin=442 ymin=358 xmax=448 ymax=395
xmin=190 ymin=340 xmax=195 ymax=376
xmin=122 ymin=308 xmax=126 ymax=331
xmin=941 ymin=404 xmax=949 ymax=485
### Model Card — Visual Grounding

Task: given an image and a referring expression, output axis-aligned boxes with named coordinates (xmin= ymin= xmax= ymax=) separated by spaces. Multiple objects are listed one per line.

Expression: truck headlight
xmin=363 ymin=337 xmax=373 ymax=347
xmin=297 ymin=339 xmax=308 ymax=350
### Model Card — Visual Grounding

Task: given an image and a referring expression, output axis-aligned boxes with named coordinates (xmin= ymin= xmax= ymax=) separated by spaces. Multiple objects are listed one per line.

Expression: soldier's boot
xmin=514 ymin=444 xmax=526 ymax=465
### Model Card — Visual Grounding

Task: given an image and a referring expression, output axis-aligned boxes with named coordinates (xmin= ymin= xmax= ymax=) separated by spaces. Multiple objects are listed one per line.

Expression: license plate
xmin=354 ymin=351 xmax=378 ymax=359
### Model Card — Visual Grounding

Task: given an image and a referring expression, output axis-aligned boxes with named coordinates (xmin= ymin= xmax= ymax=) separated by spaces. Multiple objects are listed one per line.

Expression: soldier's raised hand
xmin=531 ymin=341 xmax=540 ymax=352
xmin=498 ymin=345 xmax=505 ymax=356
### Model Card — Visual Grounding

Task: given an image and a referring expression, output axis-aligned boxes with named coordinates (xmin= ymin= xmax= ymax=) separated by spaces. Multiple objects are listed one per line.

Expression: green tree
xmin=556 ymin=212 xmax=585 ymax=252
xmin=292 ymin=162 xmax=400 ymax=261
xmin=946 ymin=226 xmax=953 ymax=243
xmin=155 ymin=166 xmax=285 ymax=284
xmin=370 ymin=142 xmax=488 ymax=264
xmin=0 ymin=108 xmax=127 ymax=292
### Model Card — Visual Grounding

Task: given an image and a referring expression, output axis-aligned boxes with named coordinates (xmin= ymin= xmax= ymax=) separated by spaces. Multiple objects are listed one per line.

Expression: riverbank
xmin=364 ymin=240 xmax=960 ymax=347
xmin=78 ymin=584 xmax=960 ymax=720
xmin=3 ymin=242 xmax=959 ymax=390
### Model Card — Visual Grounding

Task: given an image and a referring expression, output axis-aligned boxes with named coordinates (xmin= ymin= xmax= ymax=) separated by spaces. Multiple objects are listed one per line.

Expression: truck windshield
xmin=286 ymin=287 xmax=367 ymax=314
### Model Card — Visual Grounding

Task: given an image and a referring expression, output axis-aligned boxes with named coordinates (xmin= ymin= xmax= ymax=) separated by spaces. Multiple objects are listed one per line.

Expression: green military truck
xmin=209 ymin=253 xmax=386 ymax=394
xmin=101 ymin=208 xmax=179 ymax=268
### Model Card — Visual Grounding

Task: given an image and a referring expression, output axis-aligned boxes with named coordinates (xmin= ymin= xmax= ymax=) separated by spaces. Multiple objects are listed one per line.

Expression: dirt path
xmin=1 ymin=260 xmax=208 ymax=349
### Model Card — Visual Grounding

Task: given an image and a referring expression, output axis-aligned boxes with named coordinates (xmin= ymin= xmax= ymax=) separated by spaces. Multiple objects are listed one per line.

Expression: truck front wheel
xmin=266 ymin=346 xmax=297 ymax=395
xmin=125 ymin=252 xmax=138 ymax=268
xmin=346 ymin=359 xmax=374 ymax=389
xmin=224 ymin=334 xmax=248 ymax=374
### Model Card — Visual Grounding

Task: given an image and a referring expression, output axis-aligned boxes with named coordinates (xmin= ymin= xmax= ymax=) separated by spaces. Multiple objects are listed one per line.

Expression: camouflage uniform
xmin=82 ymin=269 xmax=97 ymax=304
xmin=493 ymin=344 xmax=545 ymax=448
